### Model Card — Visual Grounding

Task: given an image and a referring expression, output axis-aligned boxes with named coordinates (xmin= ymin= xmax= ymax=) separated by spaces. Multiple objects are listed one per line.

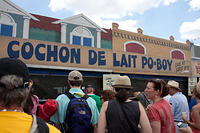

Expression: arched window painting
xmin=124 ymin=41 xmax=146 ymax=54
xmin=0 ymin=12 xmax=16 ymax=37
xmin=170 ymin=49 xmax=185 ymax=60
xmin=70 ymin=26 xmax=94 ymax=47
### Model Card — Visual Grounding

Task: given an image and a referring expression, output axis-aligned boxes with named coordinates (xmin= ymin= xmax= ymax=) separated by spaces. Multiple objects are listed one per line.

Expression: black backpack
xmin=61 ymin=91 xmax=92 ymax=133
xmin=30 ymin=115 xmax=49 ymax=133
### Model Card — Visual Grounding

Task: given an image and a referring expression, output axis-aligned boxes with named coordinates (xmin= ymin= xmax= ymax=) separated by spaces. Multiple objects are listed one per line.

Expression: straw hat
xmin=112 ymin=76 xmax=133 ymax=89
xmin=167 ymin=80 xmax=181 ymax=91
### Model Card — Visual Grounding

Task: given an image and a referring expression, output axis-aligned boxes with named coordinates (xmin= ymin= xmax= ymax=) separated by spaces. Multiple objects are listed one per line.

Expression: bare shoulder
xmin=192 ymin=104 xmax=200 ymax=112
xmin=101 ymin=101 xmax=109 ymax=112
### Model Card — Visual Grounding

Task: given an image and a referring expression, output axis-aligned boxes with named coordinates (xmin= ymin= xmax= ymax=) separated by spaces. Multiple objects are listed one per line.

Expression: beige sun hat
xmin=167 ymin=80 xmax=181 ymax=91
xmin=112 ymin=75 xmax=133 ymax=89
xmin=68 ymin=70 xmax=83 ymax=81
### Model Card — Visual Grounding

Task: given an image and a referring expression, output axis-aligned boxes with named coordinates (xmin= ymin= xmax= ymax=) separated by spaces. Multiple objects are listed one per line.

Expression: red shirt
xmin=147 ymin=99 xmax=176 ymax=133
xmin=191 ymin=103 xmax=200 ymax=133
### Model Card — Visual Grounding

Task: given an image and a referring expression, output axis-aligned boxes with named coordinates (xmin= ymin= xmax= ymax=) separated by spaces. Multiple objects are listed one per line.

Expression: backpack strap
xmin=30 ymin=115 xmax=38 ymax=133
xmin=66 ymin=90 xmax=89 ymax=100
xmin=36 ymin=116 xmax=49 ymax=133
xmin=30 ymin=115 xmax=49 ymax=133
xmin=66 ymin=91 xmax=75 ymax=99
xmin=82 ymin=94 xmax=89 ymax=100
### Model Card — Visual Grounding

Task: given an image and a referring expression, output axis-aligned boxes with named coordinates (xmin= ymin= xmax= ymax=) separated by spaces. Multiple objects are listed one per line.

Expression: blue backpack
xmin=62 ymin=91 xmax=92 ymax=133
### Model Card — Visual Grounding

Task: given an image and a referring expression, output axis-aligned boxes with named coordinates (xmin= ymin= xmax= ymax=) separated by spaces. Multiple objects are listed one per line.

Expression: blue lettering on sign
xmin=71 ymin=48 xmax=80 ymax=64
xmin=148 ymin=57 xmax=153 ymax=69
xmin=113 ymin=53 xmax=137 ymax=68
xmin=142 ymin=56 xmax=173 ymax=71
xmin=98 ymin=51 xmax=106 ymax=66
xmin=47 ymin=45 xmax=58 ymax=62
xmin=7 ymin=41 xmax=81 ymax=64
xmin=59 ymin=46 xmax=69 ymax=63
xmin=35 ymin=44 xmax=45 ymax=61
xmin=89 ymin=50 xmax=106 ymax=66
xmin=89 ymin=50 xmax=97 ymax=65
xmin=142 ymin=56 xmax=147 ymax=68
xmin=157 ymin=58 xmax=162 ymax=70
xmin=121 ymin=54 xmax=128 ymax=67
xmin=7 ymin=41 xmax=19 ymax=58
xmin=21 ymin=42 xmax=33 ymax=60
xmin=167 ymin=60 xmax=172 ymax=71
xmin=113 ymin=53 xmax=120 ymax=67
xmin=6 ymin=40 xmax=175 ymax=72
xmin=128 ymin=55 xmax=131 ymax=67
xmin=129 ymin=55 xmax=137 ymax=68
xmin=162 ymin=59 xmax=167 ymax=70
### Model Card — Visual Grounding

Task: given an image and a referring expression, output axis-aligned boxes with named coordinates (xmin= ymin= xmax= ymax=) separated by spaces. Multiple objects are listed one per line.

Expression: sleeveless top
xmin=191 ymin=102 xmax=200 ymax=133
xmin=106 ymin=100 xmax=140 ymax=133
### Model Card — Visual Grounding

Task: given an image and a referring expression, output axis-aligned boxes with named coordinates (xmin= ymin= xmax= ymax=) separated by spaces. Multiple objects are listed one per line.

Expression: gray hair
xmin=0 ymin=75 xmax=29 ymax=108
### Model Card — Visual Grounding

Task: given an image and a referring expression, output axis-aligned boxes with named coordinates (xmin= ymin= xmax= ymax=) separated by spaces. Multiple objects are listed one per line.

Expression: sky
xmin=11 ymin=0 xmax=200 ymax=45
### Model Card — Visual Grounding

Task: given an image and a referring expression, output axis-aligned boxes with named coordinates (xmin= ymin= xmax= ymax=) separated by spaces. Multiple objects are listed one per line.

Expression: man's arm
xmin=93 ymin=124 xmax=97 ymax=133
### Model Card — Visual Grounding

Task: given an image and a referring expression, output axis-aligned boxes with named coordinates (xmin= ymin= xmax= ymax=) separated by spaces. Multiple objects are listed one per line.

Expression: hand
xmin=179 ymin=126 xmax=192 ymax=133
xmin=181 ymin=112 xmax=188 ymax=122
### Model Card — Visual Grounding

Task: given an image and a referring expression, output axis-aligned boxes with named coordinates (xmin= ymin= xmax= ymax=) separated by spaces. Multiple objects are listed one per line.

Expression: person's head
xmin=144 ymin=79 xmax=167 ymax=101
xmin=68 ymin=70 xmax=83 ymax=88
xmin=85 ymin=85 xmax=95 ymax=94
xmin=112 ymin=75 xmax=133 ymax=102
xmin=0 ymin=57 xmax=31 ymax=109
xmin=192 ymin=82 xmax=200 ymax=100
xmin=167 ymin=80 xmax=181 ymax=96
xmin=100 ymin=90 xmax=116 ymax=103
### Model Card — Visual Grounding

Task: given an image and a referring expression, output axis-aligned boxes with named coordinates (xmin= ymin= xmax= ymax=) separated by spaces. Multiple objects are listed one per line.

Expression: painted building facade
xmin=189 ymin=44 xmax=200 ymax=95
xmin=0 ymin=0 xmax=192 ymax=99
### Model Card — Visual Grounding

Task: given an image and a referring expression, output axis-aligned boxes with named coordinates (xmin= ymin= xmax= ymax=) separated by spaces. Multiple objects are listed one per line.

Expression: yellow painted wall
xmin=112 ymin=23 xmax=191 ymax=61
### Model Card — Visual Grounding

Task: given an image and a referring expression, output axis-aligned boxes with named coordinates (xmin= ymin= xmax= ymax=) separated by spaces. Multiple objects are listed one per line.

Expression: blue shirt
xmin=189 ymin=97 xmax=197 ymax=111
xmin=169 ymin=92 xmax=190 ymax=122
xmin=50 ymin=88 xmax=99 ymax=125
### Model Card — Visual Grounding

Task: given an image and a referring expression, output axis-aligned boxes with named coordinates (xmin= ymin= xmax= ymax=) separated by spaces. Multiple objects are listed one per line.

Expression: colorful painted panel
xmin=83 ymin=37 xmax=92 ymax=46
xmin=171 ymin=50 xmax=184 ymax=60
xmin=29 ymin=28 xmax=61 ymax=42
xmin=126 ymin=43 xmax=145 ymax=54
xmin=0 ymin=24 xmax=13 ymax=37
xmin=72 ymin=35 xmax=81 ymax=45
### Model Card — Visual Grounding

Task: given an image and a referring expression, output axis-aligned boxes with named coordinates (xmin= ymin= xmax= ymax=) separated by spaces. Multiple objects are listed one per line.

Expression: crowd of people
xmin=0 ymin=57 xmax=200 ymax=133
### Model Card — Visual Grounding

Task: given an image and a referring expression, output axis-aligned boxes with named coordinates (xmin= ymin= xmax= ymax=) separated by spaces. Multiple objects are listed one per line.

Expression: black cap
xmin=0 ymin=57 xmax=30 ymax=83
xmin=85 ymin=85 xmax=94 ymax=89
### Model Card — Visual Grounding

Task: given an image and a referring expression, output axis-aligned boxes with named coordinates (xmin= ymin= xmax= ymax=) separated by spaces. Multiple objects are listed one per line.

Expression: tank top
xmin=106 ymin=100 xmax=140 ymax=133
xmin=191 ymin=102 xmax=200 ymax=133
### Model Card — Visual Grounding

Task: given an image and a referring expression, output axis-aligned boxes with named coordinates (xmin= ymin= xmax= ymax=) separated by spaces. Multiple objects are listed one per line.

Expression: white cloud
xmin=189 ymin=0 xmax=200 ymax=11
xmin=179 ymin=18 xmax=200 ymax=40
xmin=48 ymin=0 xmax=177 ymax=19
xmin=48 ymin=0 xmax=177 ymax=33
xmin=164 ymin=0 xmax=177 ymax=5
xmin=88 ymin=16 xmax=138 ymax=32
